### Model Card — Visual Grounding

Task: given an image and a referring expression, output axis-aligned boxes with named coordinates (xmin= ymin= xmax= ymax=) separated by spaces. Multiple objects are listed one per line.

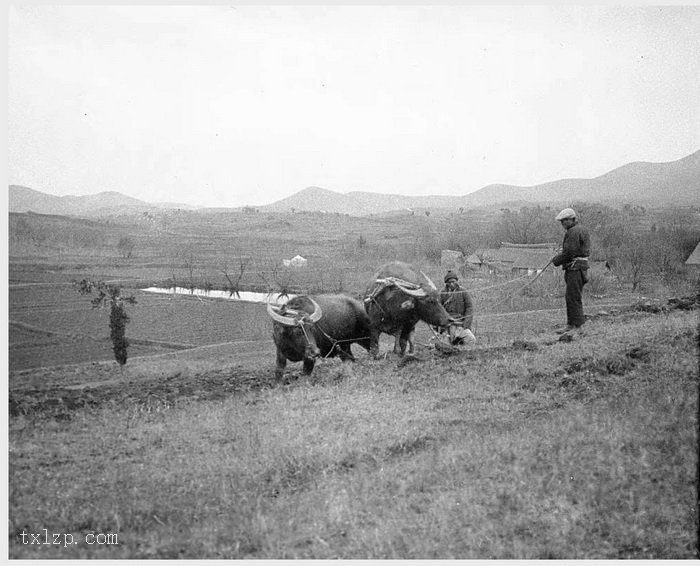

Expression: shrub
xmin=73 ymin=279 xmax=137 ymax=366
xmin=584 ymin=270 xmax=611 ymax=296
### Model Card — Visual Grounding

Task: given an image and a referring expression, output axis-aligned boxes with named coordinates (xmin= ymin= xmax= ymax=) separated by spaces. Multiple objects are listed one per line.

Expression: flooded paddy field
xmin=8 ymin=284 xmax=275 ymax=372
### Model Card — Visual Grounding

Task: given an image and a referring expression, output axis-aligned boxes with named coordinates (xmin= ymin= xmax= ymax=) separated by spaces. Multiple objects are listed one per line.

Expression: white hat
xmin=555 ymin=207 xmax=576 ymax=221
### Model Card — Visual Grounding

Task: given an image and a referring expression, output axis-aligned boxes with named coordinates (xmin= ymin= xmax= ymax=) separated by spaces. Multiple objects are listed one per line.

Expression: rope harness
xmin=279 ymin=259 xmax=559 ymax=356
xmin=487 ymin=257 xmax=555 ymax=309
xmin=467 ymin=271 xmax=532 ymax=292
xmin=297 ymin=320 xmax=314 ymax=347
xmin=274 ymin=305 xmax=320 ymax=353
xmin=364 ymin=276 xmax=425 ymax=321
xmin=363 ymin=276 xmax=458 ymax=350
xmin=314 ymin=324 xmax=372 ymax=359
xmin=430 ymin=258 xmax=556 ymax=345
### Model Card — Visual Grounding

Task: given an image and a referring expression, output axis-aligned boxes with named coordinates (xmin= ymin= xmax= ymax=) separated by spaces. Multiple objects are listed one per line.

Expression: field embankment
xmin=8 ymin=306 xmax=698 ymax=559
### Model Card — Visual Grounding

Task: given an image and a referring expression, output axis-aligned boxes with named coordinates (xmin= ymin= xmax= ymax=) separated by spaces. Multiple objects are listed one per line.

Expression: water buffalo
xmin=267 ymin=294 xmax=372 ymax=381
xmin=364 ymin=261 xmax=452 ymax=357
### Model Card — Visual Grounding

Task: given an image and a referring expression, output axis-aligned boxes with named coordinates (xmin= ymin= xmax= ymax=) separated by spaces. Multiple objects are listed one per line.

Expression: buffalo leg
xmin=396 ymin=328 xmax=416 ymax=356
xmin=393 ymin=331 xmax=405 ymax=355
xmin=369 ymin=328 xmax=381 ymax=358
xmin=302 ymin=357 xmax=316 ymax=375
xmin=406 ymin=329 xmax=415 ymax=354
xmin=358 ymin=336 xmax=372 ymax=353
xmin=337 ymin=343 xmax=356 ymax=362
xmin=275 ymin=349 xmax=287 ymax=381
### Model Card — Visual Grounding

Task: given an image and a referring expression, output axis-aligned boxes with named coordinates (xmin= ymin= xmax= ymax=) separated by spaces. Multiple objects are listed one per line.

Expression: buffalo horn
xmin=420 ymin=271 xmax=438 ymax=291
xmin=395 ymin=281 xmax=427 ymax=297
xmin=266 ymin=301 xmax=300 ymax=327
xmin=305 ymin=298 xmax=323 ymax=323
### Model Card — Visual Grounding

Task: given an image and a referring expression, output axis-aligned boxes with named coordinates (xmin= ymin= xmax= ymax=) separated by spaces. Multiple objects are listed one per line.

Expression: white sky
xmin=7 ymin=4 xmax=700 ymax=208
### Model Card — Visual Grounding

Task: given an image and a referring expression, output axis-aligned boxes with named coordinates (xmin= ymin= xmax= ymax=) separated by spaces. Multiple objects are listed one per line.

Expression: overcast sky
xmin=8 ymin=5 xmax=700 ymax=208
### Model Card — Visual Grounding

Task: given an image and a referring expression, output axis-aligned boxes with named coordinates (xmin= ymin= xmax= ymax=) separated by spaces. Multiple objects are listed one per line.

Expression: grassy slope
xmin=8 ymin=309 xmax=698 ymax=559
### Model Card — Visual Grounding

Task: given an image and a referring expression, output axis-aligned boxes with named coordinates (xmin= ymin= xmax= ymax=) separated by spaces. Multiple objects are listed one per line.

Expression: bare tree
xmin=175 ymin=245 xmax=199 ymax=293
xmin=415 ymin=224 xmax=441 ymax=261
xmin=271 ymin=265 xmax=297 ymax=299
xmin=617 ymin=238 xmax=646 ymax=291
xmin=257 ymin=256 xmax=297 ymax=299
xmin=117 ymin=236 xmax=135 ymax=259
xmin=492 ymin=206 xmax=560 ymax=244
xmin=571 ymin=202 xmax=632 ymax=254
xmin=221 ymin=256 xmax=252 ymax=298
xmin=654 ymin=208 xmax=700 ymax=263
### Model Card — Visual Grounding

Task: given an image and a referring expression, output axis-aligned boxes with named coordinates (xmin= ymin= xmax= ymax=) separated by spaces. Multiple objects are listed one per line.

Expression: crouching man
xmin=439 ymin=271 xmax=476 ymax=346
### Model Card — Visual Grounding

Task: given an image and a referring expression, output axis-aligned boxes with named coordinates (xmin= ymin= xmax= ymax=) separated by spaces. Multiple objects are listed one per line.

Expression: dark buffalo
xmin=364 ymin=261 xmax=452 ymax=357
xmin=267 ymin=294 xmax=372 ymax=380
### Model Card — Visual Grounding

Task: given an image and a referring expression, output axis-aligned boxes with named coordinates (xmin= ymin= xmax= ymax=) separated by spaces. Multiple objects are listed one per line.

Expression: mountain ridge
xmin=261 ymin=150 xmax=699 ymax=213
xmin=8 ymin=185 xmax=198 ymax=216
xmin=9 ymin=150 xmax=699 ymax=216
xmin=462 ymin=150 xmax=700 ymax=208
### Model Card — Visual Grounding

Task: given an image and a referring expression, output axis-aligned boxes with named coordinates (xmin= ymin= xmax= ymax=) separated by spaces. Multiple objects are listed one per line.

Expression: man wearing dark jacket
xmin=440 ymin=271 xmax=475 ymax=345
xmin=552 ymin=208 xmax=591 ymax=333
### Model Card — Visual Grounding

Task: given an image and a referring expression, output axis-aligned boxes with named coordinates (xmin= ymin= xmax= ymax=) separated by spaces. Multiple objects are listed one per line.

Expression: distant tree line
xmin=420 ymin=202 xmax=699 ymax=292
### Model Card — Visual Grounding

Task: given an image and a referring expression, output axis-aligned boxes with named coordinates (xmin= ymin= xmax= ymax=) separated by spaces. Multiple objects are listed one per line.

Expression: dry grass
xmin=8 ymin=208 xmax=699 ymax=557
xmin=8 ymin=309 xmax=698 ymax=559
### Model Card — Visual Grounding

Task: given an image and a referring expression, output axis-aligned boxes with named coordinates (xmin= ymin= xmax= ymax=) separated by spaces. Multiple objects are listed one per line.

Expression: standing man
xmin=439 ymin=270 xmax=475 ymax=345
xmin=552 ymin=208 xmax=591 ymax=333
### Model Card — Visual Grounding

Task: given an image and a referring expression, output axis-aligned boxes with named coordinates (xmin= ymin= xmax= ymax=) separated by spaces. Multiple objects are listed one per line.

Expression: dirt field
xmin=8 ymin=301 xmax=698 ymax=559
xmin=10 ymin=295 xmax=696 ymax=421
xmin=9 ymin=284 xmax=273 ymax=371
xmin=8 ymin=207 xmax=699 ymax=558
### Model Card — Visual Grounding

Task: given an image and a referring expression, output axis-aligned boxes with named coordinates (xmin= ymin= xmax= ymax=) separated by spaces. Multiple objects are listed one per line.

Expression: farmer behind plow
xmin=552 ymin=207 xmax=591 ymax=334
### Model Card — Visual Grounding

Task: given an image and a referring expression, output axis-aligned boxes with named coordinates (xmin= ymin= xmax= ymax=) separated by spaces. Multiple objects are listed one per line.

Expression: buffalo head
xmin=384 ymin=275 xmax=452 ymax=329
xmin=364 ymin=261 xmax=452 ymax=356
xmin=267 ymin=297 xmax=323 ymax=362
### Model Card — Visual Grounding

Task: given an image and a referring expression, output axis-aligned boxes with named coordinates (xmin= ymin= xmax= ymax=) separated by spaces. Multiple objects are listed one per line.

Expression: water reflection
xmin=142 ymin=286 xmax=293 ymax=304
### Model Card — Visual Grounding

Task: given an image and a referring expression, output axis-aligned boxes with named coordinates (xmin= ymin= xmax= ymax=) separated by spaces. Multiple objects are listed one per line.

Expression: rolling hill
xmin=8 ymin=150 xmax=699 ymax=217
xmin=260 ymin=186 xmax=371 ymax=215
xmin=465 ymin=150 xmax=700 ymax=208
xmin=262 ymin=150 xmax=700 ymax=214
xmin=261 ymin=186 xmax=466 ymax=215
xmin=8 ymin=185 xmax=197 ymax=216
